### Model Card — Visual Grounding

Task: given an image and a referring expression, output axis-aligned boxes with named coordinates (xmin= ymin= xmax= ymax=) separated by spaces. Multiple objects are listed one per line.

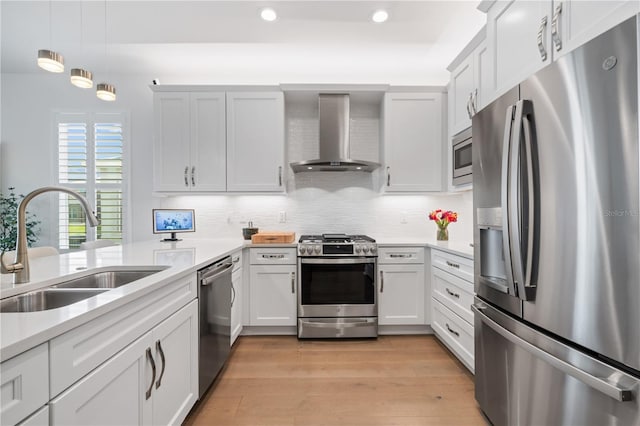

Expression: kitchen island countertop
xmin=0 ymin=238 xmax=244 ymax=361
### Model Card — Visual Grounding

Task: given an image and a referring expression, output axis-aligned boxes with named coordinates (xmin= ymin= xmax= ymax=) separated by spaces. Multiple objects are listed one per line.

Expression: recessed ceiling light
xmin=261 ymin=8 xmax=277 ymax=22
xmin=372 ymin=10 xmax=389 ymax=23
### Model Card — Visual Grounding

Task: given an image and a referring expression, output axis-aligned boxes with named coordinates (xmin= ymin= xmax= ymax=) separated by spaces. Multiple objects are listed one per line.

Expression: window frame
xmin=53 ymin=111 xmax=131 ymax=250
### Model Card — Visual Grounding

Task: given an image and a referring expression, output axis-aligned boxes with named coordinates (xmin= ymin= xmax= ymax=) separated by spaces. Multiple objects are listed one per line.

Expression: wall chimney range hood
xmin=290 ymin=94 xmax=380 ymax=172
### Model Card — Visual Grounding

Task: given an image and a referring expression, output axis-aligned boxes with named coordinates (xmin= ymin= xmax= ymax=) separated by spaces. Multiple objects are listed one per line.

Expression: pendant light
xmin=37 ymin=1 xmax=64 ymax=72
xmin=97 ymin=0 xmax=116 ymax=101
xmin=70 ymin=2 xmax=93 ymax=88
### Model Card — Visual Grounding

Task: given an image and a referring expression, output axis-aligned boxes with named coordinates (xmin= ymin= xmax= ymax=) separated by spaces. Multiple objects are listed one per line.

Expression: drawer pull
xmin=445 ymin=261 xmax=460 ymax=269
xmin=155 ymin=340 xmax=165 ymax=389
xmin=233 ymin=256 xmax=240 ymax=263
xmin=146 ymin=348 xmax=156 ymax=400
xmin=445 ymin=323 xmax=460 ymax=338
xmin=389 ymin=253 xmax=412 ymax=258
xmin=291 ymin=272 xmax=295 ymax=294
xmin=445 ymin=288 xmax=460 ymax=299
xmin=263 ymin=254 xmax=285 ymax=259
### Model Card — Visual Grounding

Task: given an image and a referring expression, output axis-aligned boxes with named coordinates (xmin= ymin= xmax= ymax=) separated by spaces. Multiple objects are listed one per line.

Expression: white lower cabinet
xmin=249 ymin=247 xmax=297 ymax=327
xmin=0 ymin=344 xmax=48 ymax=426
xmin=50 ymin=300 xmax=198 ymax=426
xmin=377 ymin=247 xmax=426 ymax=326
xmin=430 ymin=248 xmax=475 ymax=373
xmin=249 ymin=264 xmax=296 ymax=326
xmin=16 ymin=406 xmax=48 ymax=426
xmin=231 ymin=250 xmax=243 ymax=345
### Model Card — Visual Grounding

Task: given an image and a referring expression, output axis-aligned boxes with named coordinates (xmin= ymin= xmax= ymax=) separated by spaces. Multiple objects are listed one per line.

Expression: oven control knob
xmin=363 ymin=246 xmax=370 ymax=253
xmin=355 ymin=245 xmax=362 ymax=254
xmin=300 ymin=246 xmax=307 ymax=255
xmin=370 ymin=246 xmax=377 ymax=254
xmin=314 ymin=245 xmax=321 ymax=254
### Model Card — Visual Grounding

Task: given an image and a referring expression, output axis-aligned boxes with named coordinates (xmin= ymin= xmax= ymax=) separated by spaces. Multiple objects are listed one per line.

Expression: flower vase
xmin=437 ymin=226 xmax=449 ymax=241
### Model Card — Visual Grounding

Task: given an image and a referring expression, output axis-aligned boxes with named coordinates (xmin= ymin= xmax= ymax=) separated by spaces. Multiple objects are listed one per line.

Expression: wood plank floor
xmin=184 ymin=335 xmax=488 ymax=426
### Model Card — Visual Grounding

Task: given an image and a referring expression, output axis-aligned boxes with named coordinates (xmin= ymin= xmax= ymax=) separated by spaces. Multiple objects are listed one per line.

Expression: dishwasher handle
xmin=200 ymin=261 xmax=233 ymax=286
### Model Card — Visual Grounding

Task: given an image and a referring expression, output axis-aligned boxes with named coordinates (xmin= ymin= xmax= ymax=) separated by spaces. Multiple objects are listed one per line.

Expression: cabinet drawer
xmin=250 ymin=248 xmax=296 ymax=265
xmin=431 ymin=249 xmax=473 ymax=283
xmin=432 ymin=267 xmax=474 ymax=325
xmin=231 ymin=250 xmax=243 ymax=272
xmin=431 ymin=298 xmax=474 ymax=372
xmin=378 ymin=247 xmax=424 ymax=264
xmin=1 ymin=344 xmax=48 ymax=426
xmin=50 ymin=273 xmax=196 ymax=397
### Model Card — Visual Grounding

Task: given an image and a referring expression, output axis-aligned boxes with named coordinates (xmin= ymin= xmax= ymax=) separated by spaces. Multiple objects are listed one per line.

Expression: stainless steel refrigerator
xmin=472 ymin=17 xmax=640 ymax=425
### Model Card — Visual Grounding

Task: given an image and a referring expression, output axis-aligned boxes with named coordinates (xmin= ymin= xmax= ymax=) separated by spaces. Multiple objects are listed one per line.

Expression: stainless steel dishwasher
xmin=197 ymin=256 xmax=233 ymax=397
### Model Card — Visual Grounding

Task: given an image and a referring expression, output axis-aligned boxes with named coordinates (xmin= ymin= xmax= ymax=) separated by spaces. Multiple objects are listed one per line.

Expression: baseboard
xmin=240 ymin=325 xmax=297 ymax=336
xmin=377 ymin=325 xmax=434 ymax=335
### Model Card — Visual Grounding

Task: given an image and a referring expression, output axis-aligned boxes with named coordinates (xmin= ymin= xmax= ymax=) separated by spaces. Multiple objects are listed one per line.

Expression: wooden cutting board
xmin=251 ymin=231 xmax=296 ymax=244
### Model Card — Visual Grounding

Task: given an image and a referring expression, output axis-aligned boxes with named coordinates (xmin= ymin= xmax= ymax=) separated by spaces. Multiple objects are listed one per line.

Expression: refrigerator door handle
xmin=510 ymin=100 xmax=537 ymax=300
xmin=501 ymin=104 xmax=517 ymax=296
xmin=472 ymin=304 xmax=634 ymax=402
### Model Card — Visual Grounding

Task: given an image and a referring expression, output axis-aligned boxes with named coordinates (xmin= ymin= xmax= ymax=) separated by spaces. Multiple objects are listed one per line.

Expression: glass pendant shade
xmin=96 ymin=83 xmax=116 ymax=101
xmin=37 ymin=49 xmax=64 ymax=72
xmin=70 ymin=68 xmax=93 ymax=88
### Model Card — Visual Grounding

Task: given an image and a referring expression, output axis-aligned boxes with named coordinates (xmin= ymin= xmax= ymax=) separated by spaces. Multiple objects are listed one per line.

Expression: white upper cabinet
xmin=153 ymin=89 xmax=285 ymax=193
xmin=382 ymin=92 xmax=444 ymax=192
xmin=226 ymin=92 xmax=285 ymax=192
xmin=153 ymin=93 xmax=192 ymax=192
xmin=448 ymin=29 xmax=490 ymax=136
xmin=153 ymin=92 xmax=226 ymax=192
xmin=487 ymin=0 xmax=553 ymax=99
xmin=485 ymin=0 xmax=639 ymax=102
xmin=553 ymin=1 xmax=639 ymax=60
xmin=190 ymin=93 xmax=227 ymax=191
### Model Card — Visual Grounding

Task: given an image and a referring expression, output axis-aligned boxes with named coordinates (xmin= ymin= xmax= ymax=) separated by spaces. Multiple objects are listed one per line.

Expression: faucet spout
xmin=0 ymin=186 xmax=100 ymax=284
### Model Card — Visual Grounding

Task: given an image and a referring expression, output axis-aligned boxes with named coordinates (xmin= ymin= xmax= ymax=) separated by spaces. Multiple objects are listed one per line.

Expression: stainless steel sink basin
xmin=0 ymin=288 xmax=108 ymax=313
xmin=51 ymin=268 xmax=167 ymax=289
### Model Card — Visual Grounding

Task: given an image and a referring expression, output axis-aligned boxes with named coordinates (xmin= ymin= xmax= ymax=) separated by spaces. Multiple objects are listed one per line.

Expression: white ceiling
xmin=1 ymin=1 xmax=486 ymax=85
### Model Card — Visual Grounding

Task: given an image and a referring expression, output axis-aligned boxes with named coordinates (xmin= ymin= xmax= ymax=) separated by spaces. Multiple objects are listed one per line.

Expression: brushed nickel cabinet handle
xmin=445 ymin=323 xmax=460 ymax=337
xmin=466 ymin=93 xmax=473 ymax=119
xmin=445 ymin=288 xmax=460 ymax=299
xmin=380 ymin=271 xmax=384 ymax=293
xmin=291 ymin=272 xmax=295 ymax=293
xmin=446 ymin=261 xmax=460 ymax=269
xmin=146 ymin=348 xmax=156 ymax=400
xmin=155 ymin=340 xmax=165 ymax=389
xmin=537 ymin=16 xmax=548 ymax=61
xmin=231 ymin=282 xmax=236 ymax=307
xmin=191 ymin=166 xmax=196 ymax=186
xmin=184 ymin=166 xmax=189 ymax=187
xmin=386 ymin=167 xmax=391 ymax=186
xmin=551 ymin=3 xmax=562 ymax=52
xmin=263 ymin=254 xmax=285 ymax=259
xmin=471 ymin=89 xmax=478 ymax=115
xmin=278 ymin=166 xmax=283 ymax=186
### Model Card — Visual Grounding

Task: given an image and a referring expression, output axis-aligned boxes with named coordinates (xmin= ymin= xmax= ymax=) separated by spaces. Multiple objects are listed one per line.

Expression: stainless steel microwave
xmin=452 ymin=127 xmax=472 ymax=185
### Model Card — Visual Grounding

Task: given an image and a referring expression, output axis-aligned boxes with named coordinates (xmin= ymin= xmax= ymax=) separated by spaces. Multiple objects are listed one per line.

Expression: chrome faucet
xmin=0 ymin=186 xmax=100 ymax=284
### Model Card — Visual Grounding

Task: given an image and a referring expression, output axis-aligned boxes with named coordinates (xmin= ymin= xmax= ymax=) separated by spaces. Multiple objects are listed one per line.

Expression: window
xmin=56 ymin=112 xmax=128 ymax=249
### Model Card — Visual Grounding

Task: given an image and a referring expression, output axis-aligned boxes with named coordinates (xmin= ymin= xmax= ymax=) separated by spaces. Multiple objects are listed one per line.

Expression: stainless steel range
xmin=297 ymin=234 xmax=378 ymax=338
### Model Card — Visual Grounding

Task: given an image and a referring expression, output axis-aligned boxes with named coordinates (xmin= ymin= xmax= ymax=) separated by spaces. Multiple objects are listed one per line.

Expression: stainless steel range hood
xmin=290 ymin=94 xmax=380 ymax=172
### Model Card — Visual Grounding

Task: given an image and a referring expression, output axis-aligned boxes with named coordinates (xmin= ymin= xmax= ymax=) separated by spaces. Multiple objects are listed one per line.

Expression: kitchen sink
xmin=0 ymin=288 xmax=108 ymax=313
xmin=51 ymin=267 xmax=167 ymax=289
xmin=1 ymin=267 xmax=168 ymax=313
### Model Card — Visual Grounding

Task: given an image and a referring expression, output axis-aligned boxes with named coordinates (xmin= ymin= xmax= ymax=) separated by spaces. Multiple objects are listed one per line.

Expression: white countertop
xmin=0 ymin=238 xmax=244 ymax=362
xmin=377 ymin=237 xmax=474 ymax=259
xmin=1 ymin=236 xmax=473 ymax=362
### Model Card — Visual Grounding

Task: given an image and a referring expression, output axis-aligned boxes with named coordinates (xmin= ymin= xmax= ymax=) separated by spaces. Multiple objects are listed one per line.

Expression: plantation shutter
xmin=56 ymin=112 xmax=127 ymax=250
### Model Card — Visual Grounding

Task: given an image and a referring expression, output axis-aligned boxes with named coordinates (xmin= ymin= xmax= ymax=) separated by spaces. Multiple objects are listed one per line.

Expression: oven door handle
xmin=298 ymin=320 xmax=375 ymax=329
xmin=300 ymin=257 xmax=377 ymax=265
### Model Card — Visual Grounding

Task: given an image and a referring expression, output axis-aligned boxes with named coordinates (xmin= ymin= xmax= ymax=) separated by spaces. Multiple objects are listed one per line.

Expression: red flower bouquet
xmin=428 ymin=209 xmax=458 ymax=241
